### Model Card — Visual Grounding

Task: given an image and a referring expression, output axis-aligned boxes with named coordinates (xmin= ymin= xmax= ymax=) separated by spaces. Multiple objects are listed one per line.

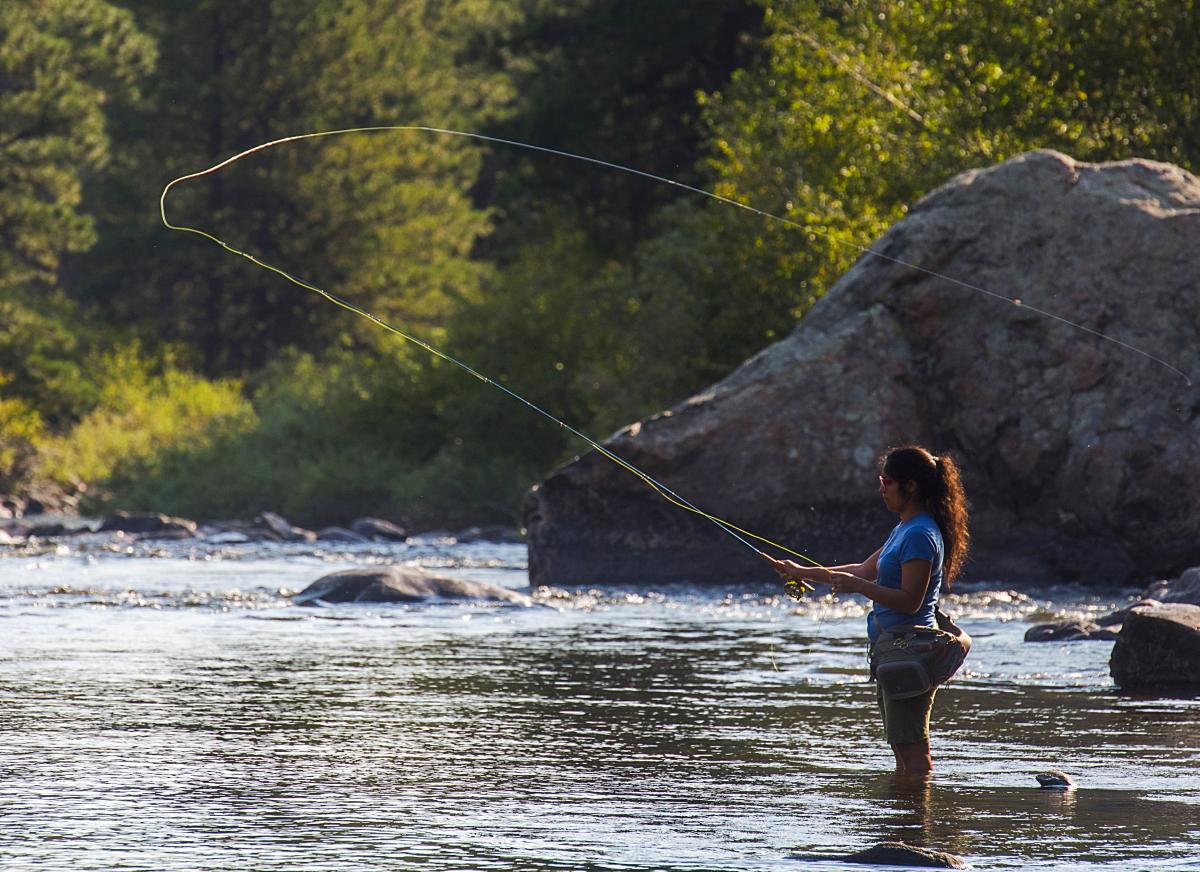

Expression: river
xmin=1 ymin=535 xmax=1197 ymax=870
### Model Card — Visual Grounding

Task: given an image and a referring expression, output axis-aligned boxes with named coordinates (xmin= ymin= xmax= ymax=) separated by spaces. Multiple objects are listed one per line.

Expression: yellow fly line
xmin=159 ymin=125 xmax=1192 ymax=598
xmin=160 ymin=126 xmax=830 ymax=593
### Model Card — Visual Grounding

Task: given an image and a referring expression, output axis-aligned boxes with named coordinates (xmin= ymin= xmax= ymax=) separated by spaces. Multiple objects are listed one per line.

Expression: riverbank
xmin=0 ymin=508 xmax=521 ymax=550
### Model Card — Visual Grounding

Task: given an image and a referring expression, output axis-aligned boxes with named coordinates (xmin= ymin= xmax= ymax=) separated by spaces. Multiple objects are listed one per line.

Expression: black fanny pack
xmin=869 ymin=607 xmax=971 ymax=699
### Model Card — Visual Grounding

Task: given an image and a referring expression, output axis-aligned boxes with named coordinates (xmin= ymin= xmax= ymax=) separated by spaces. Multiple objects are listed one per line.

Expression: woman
xmin=770 ymin=445 xmax=970 ymax=774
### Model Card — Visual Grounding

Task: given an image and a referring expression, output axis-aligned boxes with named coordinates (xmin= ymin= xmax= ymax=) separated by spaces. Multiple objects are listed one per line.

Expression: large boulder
xmin=1110 ymin=603 xmax=1200 ymax=690
xmin=525 ymin=151 xmax=1200 ymax=586
xmin=293 ymin=566 xmax=536 ymax=607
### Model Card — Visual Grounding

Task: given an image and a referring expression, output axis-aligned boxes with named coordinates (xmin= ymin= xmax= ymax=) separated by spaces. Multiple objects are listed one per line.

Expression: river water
xmin=1 ymin=535 xmax=1197 ymax=871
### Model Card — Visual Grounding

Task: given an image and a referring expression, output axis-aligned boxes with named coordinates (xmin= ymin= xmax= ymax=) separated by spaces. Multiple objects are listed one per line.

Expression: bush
xmin=0 ymin=385 xmax=46 ymax=492
xmin=90 ymin=347 xmax=538 ymax=528
xmin=36 ymin=346 xmax=252 ymax=496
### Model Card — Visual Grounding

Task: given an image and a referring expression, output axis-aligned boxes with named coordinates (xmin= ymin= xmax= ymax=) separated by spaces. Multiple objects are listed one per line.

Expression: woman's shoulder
xmin=900 ymin=514 xmax=943 ymax=549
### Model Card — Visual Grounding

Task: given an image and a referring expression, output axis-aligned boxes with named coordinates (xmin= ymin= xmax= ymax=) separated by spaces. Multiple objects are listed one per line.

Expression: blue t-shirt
xmin=866 ymin=512 xmax=944 ymax=642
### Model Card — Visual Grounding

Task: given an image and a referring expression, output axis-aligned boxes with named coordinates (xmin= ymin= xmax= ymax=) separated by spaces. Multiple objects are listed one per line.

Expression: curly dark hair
xmin=881 ymin=445 xmax=971 ymax=585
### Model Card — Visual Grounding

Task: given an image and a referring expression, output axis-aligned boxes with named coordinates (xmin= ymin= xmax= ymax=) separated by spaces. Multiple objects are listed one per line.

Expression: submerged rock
xmin=1035 ymin=770 xmax=1075 ymax=789
xmin=293 ymin=566 xmax=535 ymax=607
xmin=98 ymin=511 xmax=197 ymax=538
xmin=525 ymin=151 xmax=1200 ymax=586
xmin=0 ymin=494 xmax=26 ymax=519
xmin=1110 ymin=603 xmax=1200 ymax=691
xmin=1024 ymin=620 xmax=1119 ymax=642
xmin=317 ymin=526 xmax=370 ymax=543
xmin=258 ymin=511 xmax=317 ymax=543
xmin=27 ymin=522 xmax=73 ymax=538
xmin=350 ymin=516 xmax=408 ymax=541
xmin=791 ymin=841 xmax=966 ymax=869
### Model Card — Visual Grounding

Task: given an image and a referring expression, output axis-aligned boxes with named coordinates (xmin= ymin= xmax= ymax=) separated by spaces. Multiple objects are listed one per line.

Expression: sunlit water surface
xmin=1 ymin=537 xmax=1197 ymax=870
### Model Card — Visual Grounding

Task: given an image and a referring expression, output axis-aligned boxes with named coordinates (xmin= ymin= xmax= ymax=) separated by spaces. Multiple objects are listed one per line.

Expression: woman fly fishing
xmin=770 ymin=445 xmax=971 ymax=774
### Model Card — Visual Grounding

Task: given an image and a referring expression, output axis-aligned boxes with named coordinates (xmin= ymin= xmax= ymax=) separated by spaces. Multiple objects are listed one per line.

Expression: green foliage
xmin=0 ymin=0 xmax=154 ymax=293
xmin=0 ymin=387 xmax=46 ymax=492
xmin=82 ymin=0 xmax=507 ymax=373
xmin=0 ymin=291 xmax=101 ymax=427
xmin=37 ymin=347 xmax=252 ymax=492
xmin=97 ymin=349 xmax=538 ymax=527
xmin=487 ymin=0 xmax=764 ymax=258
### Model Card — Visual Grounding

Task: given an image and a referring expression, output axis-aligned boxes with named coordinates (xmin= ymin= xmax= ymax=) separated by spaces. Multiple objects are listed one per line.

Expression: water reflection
xmin=875 ymin=773 xmax=935 ymax=846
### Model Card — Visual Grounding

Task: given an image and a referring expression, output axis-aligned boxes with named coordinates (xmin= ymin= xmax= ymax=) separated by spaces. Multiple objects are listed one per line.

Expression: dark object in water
xmin=790 ymin=841 xmax=967 ymax=868
xmin=258 ymin=511 xmax=317 ymax=543
xmin=1035 ymin=770 xmax=1074 ymax=789
xmin=1024 ymin=620 xmax=1119 ymax=642
xmin=98 ymin=511 xmax=197 ymax=538
xmin=350 ymin=516 xmax=409 ymax=541
xmin=293 ymin=566 xmax=535 ymax=607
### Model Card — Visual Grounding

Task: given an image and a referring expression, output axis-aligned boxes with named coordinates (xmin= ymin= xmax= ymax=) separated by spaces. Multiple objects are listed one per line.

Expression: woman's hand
xmin=826 ymin=571 xmax=865 ymax=596
xmin=765 ymin=557 xmax=818 ymax=599
xmin=766 ymin=557 xmax=824 ymax=585
xmin=766 ymin=556 xmax=800 ymax=582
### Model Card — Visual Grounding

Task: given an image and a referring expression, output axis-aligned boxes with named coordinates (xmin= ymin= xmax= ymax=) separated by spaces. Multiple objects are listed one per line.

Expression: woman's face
xmin=879 ymin=472 xmax=907 ymax=513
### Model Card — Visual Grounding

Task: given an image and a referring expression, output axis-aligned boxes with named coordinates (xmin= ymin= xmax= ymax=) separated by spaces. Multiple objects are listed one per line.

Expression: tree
xmin=0 ymin=0 xmax=154 ymax=296
xmin=0 ymin=0 xmax=153 ymax=460
xmin=83 ymin=0 xmax=507 ymax=374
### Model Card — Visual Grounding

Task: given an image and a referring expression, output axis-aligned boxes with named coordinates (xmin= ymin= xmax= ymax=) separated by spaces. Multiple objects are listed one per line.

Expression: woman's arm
xmin=767 ymin=548 xmax=882 ymax=585
xmin=828 ymin=559 xmax=932 ymax=615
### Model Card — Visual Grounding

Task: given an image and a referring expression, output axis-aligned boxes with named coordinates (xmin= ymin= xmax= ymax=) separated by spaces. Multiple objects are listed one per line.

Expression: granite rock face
xmin=526 ymin=151 xmax=1200 ymax=586
xmin=1109 ymin=603 xmax=1200 ymax=690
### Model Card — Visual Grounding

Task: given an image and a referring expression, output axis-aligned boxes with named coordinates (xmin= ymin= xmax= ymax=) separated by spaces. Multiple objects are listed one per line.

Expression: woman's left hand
xmin=826 ymin=571 xmax=864 ymax=595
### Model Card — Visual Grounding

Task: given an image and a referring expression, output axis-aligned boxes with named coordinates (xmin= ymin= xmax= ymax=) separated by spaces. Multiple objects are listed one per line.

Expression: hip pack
xmin=869 ymin=607 xmax=971 ymax=699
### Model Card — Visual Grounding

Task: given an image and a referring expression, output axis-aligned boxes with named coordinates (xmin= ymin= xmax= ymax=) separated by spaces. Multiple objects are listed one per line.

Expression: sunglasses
xmin=879 ymin=474 xmax=898 ymax=487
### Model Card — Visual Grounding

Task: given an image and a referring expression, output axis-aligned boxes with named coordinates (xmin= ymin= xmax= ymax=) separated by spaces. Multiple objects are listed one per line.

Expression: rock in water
xmin=1024 ymin=621 xmax=1119 ymax=642
xmin=350 ymin=516 xmax=408 ymax=541
xmin=98 ymin=511 xmax=197 ymax=538
xmin=1110 ymin=603 xmax=1200 ymax=691
xmin=293 ymin=566 xmax=535 ymax=607
xmin=317 ymin=526 xmax=370 ymax=543
xmin=258 ymin=511 xmax=317 ymax=543
xmin=1035 ymin=770 xmax=1074 ymax=789
xmin=525 ymin=151 xmax=1200 ymax=586
xmin=791 ymin=842 xmax=966 ymax=869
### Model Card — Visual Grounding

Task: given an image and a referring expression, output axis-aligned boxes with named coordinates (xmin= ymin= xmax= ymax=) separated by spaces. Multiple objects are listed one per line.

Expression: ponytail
xmin=882 ymin=446 xmax=971 ymax=586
